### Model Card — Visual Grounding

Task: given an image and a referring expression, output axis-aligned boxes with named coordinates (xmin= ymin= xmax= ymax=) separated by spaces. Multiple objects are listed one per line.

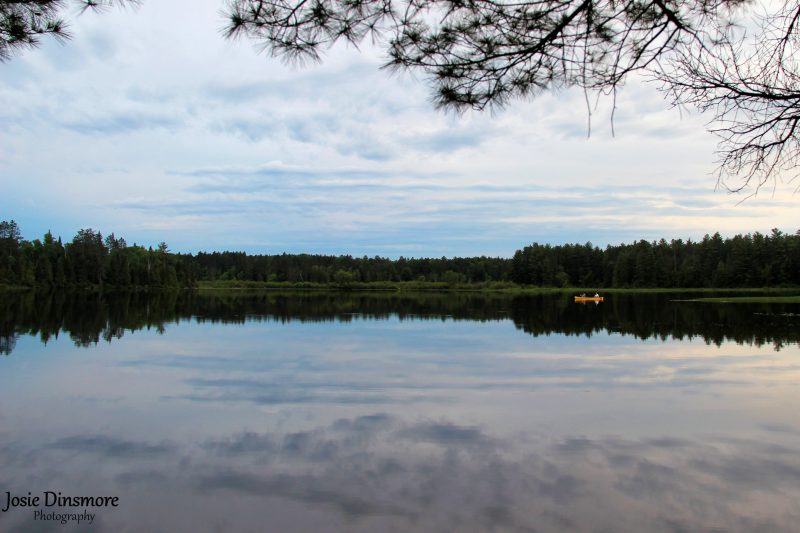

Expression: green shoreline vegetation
xmin=196 ymin=280 xmax=800 ymax=295
xmin=685 ymin=295 xmax=800 ymax=303
xmin=1 ymin=220 xmax=799 ymax=291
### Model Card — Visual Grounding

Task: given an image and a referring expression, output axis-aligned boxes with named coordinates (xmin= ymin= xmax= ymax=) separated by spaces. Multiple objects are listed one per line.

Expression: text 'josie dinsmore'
xmin=3 ymin=491 xmax=119 ymax=525
xmin=3 ymin=491 xmax=119 ymax=512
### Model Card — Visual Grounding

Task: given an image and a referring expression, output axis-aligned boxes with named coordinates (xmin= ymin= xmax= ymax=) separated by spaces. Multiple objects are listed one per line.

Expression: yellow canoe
xmin=574 ymin=296 xmax=604 ymax=302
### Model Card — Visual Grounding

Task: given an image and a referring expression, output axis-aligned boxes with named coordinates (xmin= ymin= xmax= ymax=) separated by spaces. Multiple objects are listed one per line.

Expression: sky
xmin=0 ymin=0 xmax=797 ymax=258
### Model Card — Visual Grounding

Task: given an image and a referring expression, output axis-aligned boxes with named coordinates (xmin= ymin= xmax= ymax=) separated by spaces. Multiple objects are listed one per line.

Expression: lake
xmin=1 ymin=290 xmax=799 ymax=532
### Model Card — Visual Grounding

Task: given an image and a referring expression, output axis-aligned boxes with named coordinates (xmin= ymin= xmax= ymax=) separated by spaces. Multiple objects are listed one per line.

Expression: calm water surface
xmin=1 ymin=291 xmax=799 ymax=532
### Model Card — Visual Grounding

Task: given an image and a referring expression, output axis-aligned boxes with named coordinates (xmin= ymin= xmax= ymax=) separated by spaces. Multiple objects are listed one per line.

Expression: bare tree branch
xmin=223 ymin=0 xmax=747 ymax=110
xmin=222 ymin=0 xmax=800 ymax=194
xmin=659 ymin=2 xmax=800 ymax=193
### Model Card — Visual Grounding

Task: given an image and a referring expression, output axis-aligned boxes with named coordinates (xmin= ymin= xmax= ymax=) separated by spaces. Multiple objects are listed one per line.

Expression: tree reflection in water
xmin=1 ymin=290 xmax=798 ymax=355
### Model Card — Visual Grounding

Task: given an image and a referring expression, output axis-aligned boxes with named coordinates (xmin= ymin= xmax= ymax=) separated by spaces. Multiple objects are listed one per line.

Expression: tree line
xmin=511 ymin=230 xmax=800 ymax=288
xmin=193 ymin=251 xmax=510 ymax=285
xmin=0 ymin=221 xmax=195 ymax=288
xmin=192 ymin=229 xmax=800 ymax=287
xmin=1 ymin=220 xmax=799 ymax=288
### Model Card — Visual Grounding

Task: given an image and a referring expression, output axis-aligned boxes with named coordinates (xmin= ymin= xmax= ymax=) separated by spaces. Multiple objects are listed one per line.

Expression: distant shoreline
xmin=8 ymin=281 xmax=796 ymax=296
xmin=196 ymin=281 xmax=800 ymax=293
xmin=2 ymin=281 xmax=799 ymax=295
xmin=3 ymin=222 xmax=799 ymax=290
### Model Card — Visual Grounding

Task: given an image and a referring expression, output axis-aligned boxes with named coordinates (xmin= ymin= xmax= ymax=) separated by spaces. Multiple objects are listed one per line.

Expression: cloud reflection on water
xmin=1 ymin=293 xmax=800 ymax=531
xmin=48 ymin=435 xmax=177 ymax=459
xmin=3 ymin=414 xmax=799 ymax=532
xmin=192 ymin=416 xmax=800 ymax=532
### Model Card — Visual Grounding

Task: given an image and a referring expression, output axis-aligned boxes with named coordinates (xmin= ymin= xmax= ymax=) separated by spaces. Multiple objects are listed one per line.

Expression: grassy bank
xmin=686 ymin=296 xmax=800 ymax=303
xmin=0 ymin=284 xmax=29 ymax=291
xmin=196 ymin=280 xmax=800 ymax=294
xmin=4 ymin=280 xmax=797 ymax=295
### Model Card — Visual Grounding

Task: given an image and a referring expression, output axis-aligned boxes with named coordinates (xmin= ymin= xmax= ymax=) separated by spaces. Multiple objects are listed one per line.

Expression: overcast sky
xmin=1 ymin=0 xmax=797 ymax=257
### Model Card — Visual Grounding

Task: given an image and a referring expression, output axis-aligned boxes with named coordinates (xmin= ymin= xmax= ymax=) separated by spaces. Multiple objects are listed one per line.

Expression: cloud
xmin=195 ymin=470 xmax=413 ymax=519
xmin=190 ymin=420 xmax=800 ymax=530
xmin=202 ymin=432 xmax=278 ymax=456
xmin=395 ymin=421 xmax=496 ymax=449
xmin=101 ymin=175 xmax=780 ymax=256
xmin=171 ymin=377 xmax=430 ymax=406
xmin=115 ymin=470 xmax=170 ymax=487
xmin=1 ymin=0 xmax=798 ymax=258
xmin=331 ymin=413 xmax=394 ymax=434
xmin=60 ymin=111 xmax=183 ymax=135
xmin=47 ymin=435 xmax=176 ymax=459
xmin=4 ymin=410 xmax=800 ymax=531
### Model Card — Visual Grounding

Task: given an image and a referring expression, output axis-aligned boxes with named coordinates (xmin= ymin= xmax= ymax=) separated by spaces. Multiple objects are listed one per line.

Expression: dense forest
xmin=511 ymin=230 xmax=800 ymax=287
xmin=0 ymin=221 xmax=196 ymax=288
xmin=1 ymin=220 xmax=799 ymax=288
